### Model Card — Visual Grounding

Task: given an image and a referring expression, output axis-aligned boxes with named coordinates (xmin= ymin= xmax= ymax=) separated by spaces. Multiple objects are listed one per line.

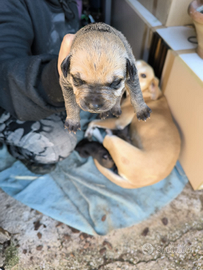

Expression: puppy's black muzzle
xmin=83 ymin=96 xmax=104 ymax=112
xmin=86 ymin=101 xmax=103 ymax=110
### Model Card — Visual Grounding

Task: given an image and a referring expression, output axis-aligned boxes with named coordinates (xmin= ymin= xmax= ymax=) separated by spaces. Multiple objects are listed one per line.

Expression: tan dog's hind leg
xmin=103 ymin=135 xmax=142 ymax=173
xmin=94 ymin=159 xmax=137 ymax=189
xmin=98 ymin=135 xmax=147 ymax=188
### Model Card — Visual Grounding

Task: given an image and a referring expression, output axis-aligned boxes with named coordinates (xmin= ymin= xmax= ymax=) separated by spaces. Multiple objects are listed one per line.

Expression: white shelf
xmin=156 ymin=26 xmax=197 ymax=51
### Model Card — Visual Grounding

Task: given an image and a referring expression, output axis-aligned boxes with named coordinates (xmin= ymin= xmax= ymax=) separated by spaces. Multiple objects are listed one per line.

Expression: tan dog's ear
xmin=149 ymin=77 xmax=162 ymax=100
xmin=61 ymin=55 xmax=72 ymax=78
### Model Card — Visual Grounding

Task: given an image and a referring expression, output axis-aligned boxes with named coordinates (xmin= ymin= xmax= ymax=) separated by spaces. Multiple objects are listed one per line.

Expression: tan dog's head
xmin=136 ymin=60 xmax=162 ymax=100
xmin=61 ymin=32 xmax=135 ymax=113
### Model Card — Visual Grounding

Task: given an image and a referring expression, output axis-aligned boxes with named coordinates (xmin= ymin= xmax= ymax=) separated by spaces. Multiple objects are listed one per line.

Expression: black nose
xmin=84 ymin=96 xmax=103 ymax=110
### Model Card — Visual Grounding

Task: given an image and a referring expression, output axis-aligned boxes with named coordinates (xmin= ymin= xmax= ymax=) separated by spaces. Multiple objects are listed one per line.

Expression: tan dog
xmin=85 ymin=61 xmax=181 ymax=189
xmin=59 ymin=23 xmax=151 ymax=132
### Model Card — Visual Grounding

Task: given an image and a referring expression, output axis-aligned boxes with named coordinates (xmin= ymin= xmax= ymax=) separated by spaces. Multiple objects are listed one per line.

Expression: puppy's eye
xmin=102 ymin=154 xmax=108 ymax=160
xmin=109 ymin=79 xmax=122 ymax=89
xmin=102 ymin=153 xmax=112 ymax=160
xmin=140 ymin=73 xmax=147 ymax=78
xmin=72 ymin=75 xmax=85 ymax=86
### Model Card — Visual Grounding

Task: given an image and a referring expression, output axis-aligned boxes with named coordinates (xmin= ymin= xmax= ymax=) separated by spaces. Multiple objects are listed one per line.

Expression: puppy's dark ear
xmin=126 ymin=58 xmax=137 ymax=81
xmin=61 ymin=55 xmax=71 ymax=78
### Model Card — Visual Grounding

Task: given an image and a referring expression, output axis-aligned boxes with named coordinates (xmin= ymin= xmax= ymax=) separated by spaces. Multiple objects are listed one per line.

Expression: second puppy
xmin=85 ymin=61 xmax=181 ymax=189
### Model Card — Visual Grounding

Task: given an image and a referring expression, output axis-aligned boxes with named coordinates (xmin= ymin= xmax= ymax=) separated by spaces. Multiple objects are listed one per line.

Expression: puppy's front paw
xmin=100 ymin=111 xmax=110 ymax=119
xmin=64 ymin=118 xmax=81 ymax=133
xmin=137 ymin=105 xmax=152 ymax=121
xmin=111 ymin=107 xmax=122 ymax=117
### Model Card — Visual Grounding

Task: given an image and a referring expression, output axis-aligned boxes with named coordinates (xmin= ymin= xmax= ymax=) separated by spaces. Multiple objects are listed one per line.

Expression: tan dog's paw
xmin=105 ymin=129 xmax=113 ymax=136
xmin=85 ymin=125 xmax=95 ymax=140
xmin=137 ymin=105 xmax=152 ymax=121
xmin=85 ymin=127 xmax=104 ymax=143
xmin=64 ymin=118 xmax=81 ymax=133
xmin=85 ymin=121 xmax=97 ymax=139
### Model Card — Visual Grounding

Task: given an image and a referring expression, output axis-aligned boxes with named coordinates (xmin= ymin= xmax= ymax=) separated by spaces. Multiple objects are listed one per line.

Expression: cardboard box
xmin=111 ymin=0 xmax=203 ymax=189
xmin=161 ymin=50 xmax=203 ymax=190
xmin=137 ymin=0 xmax=193 ymax=26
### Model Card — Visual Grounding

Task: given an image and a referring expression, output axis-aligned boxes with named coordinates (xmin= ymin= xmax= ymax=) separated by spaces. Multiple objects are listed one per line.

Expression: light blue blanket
xmin=0 ymin=145 xmax=188 ymax=235
xmin=0 ymin=111 xmax=188 ymax=235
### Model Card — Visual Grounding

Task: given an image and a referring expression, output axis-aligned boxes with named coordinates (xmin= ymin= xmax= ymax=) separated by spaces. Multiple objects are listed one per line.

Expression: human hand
xmin=57 ymin=34 xmax=75 ymax=77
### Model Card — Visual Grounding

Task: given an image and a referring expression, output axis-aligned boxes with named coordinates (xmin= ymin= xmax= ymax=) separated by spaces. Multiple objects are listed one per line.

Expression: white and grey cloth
xmin=0 ymin=110 xmax=77 ymax=164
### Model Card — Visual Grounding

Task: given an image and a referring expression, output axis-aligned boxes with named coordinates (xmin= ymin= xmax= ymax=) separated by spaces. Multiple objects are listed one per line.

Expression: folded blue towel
xmin=0 ymin=144 xmax=188 ymax=235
